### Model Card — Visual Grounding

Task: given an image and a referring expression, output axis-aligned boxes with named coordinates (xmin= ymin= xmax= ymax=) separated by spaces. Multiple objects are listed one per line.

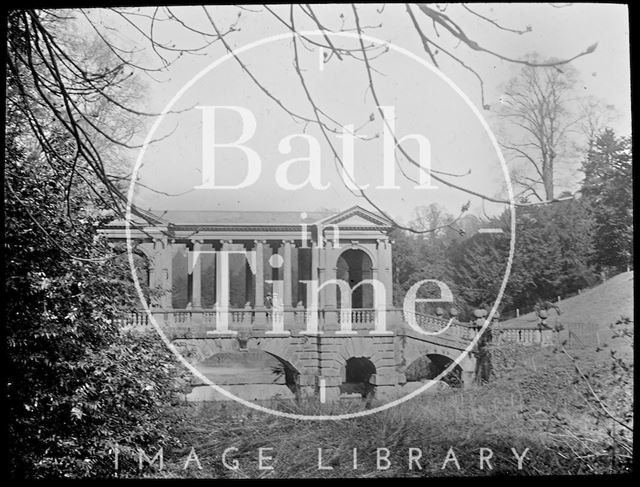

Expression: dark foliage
xmin=394 ymin=200 xmax=599 ymax=319
xmin=581 ymin=129 xmax=633 ymax=273
xmin=5 ymin=11 xmax=189 ymax=478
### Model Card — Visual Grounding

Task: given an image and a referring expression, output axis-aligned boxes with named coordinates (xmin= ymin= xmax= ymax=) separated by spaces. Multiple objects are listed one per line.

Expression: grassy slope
xmin=500 ymin=271 xmax=634 ymax=361
xmin=501 ymin=271 xmax=634 ymax=327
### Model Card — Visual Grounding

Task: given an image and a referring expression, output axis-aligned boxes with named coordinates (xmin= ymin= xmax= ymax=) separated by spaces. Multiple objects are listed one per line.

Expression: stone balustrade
xmin=494 ymin=327 xmax=554 ymax=346
xmin=119 ymin=307 xmax=481 ymax=352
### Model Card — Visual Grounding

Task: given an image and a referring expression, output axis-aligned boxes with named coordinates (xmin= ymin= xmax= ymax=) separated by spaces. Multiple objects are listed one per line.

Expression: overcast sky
xmin=85 ymin=4 xmax=630 ymax=224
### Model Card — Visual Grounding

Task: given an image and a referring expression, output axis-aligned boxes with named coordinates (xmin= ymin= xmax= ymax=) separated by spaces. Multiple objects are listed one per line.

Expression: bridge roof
xmin=104 ymin=205 xmax=394 ymax=229
xmin=150 ymin=210 xmax=334 ymax=226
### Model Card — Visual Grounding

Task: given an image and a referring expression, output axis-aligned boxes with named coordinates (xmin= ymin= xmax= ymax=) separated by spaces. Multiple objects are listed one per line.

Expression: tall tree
xmin=499 ymin=58 xmax=579 ymax=201
xmin=449 ymin=200 xmax=597 ymax=315
xmin=392 ymin=204 xmax=467 ymax=309
xmin=448 ymin=212 xmax=513 ymax=314
xmin=509 ymin=199 xmax=597 ymax=309
xmin=577 ymin=96 xmax=619 ymax=152
xmin=581 ymin=129 xmax=633 ymax=272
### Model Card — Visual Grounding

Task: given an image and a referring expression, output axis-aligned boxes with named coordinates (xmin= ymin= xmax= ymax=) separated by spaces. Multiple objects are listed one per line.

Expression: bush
xmin=5 ymin=152 xmax=188 ymax=478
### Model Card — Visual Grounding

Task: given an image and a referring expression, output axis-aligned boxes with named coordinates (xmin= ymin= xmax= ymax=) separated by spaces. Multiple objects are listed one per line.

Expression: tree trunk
xmin=543 ymin=161 xmax=554 ymax=200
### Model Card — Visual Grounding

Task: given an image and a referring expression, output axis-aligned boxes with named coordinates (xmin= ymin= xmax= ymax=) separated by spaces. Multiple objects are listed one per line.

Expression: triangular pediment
xmin=319 ymin=206 xmax=393 ymax=227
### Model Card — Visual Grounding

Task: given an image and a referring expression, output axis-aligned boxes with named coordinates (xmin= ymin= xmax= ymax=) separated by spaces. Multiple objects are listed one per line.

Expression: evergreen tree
xmin=448 ymin=201 xmax=597 ymax=316
xmin=448 ymin=212 xmax=513 ymax=315
xmin=391 ymin=204 xmax=460 ymax=310
xmin=581 ymin=129 xmax=633 ymax=272
xmin=510 ymin=200 xmax=597 ymax=310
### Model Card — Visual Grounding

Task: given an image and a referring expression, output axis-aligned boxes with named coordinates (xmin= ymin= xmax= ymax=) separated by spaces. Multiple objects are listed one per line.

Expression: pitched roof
xmin=149 ymin=210 xmax=334 ymax=226
xmin=105 ymin=205 xmax=394 ymax=228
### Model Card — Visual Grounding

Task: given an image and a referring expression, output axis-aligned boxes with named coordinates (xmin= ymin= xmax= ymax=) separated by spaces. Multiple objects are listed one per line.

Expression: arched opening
xmin=405 ymin=354 xmax=462 ymax=388
xmin=336 ymin=249 xmax=373 ymax=309
xmin=341 ymin=356 xmax=376 ymax=397
xmin=193 ymin=349 xmax=300 ymax=401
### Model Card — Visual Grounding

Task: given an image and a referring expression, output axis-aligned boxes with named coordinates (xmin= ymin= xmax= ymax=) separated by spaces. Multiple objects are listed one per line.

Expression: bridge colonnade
xmin=140 ymin=233 xmax=393 ymax=316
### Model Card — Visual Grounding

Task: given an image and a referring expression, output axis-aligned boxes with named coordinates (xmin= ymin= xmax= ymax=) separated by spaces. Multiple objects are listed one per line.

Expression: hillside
xmin=500 ymin=271 xmax=634 ymax=328
xmin=499 ymin=271 xmax=634 ymax=361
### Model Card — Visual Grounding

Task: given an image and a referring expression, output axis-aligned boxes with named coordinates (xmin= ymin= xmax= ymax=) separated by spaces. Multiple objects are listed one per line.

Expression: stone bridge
xmin=125 ymin=307 xmax=480 ymax=402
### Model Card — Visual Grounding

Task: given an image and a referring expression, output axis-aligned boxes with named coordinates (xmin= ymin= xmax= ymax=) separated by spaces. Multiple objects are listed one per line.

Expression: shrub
xmin=6 ymin=152 xmax=188 ymax=478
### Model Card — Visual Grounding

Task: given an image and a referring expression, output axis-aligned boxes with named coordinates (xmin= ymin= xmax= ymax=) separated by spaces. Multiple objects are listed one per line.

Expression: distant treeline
xmin=392 ymin=129 xmax=632 ymax=320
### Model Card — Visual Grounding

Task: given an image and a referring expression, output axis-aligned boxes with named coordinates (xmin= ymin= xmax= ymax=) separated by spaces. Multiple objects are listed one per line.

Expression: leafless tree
xmin=577 ymin=96 xmax=620 ymax=152
xmin=410 ymin=202 xmax=470 ymax=240
xmin=498 ymin=59 xmax=581 ymax=201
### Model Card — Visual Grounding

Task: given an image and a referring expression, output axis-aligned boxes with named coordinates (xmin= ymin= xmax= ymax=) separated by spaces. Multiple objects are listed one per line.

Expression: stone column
xmin=216 ymin=240 xmax=232 ymax=308
xmin=291 ymin=246 xmax=299 ymax=305
xmin=310 ymin=240 xmax=319 ymax=284
xmin=253 ymin=240 xmax=267 ymax=328
xmin=375 ymin=238 xmax=383 ymax=310
xmin=254 ymin=240 xmax=265 ymax=307
xmin=145 ymin=240 xmax=160 ymax=308
xmin=377 ymin=238 xmax=393 ymax=307
xmin=321 ymin=240 xmax=339 ymax=329
xmin=161 ymin=239 xmax=175 ymax=309
xmin=190 ymin=240 xmax=203 ymax=309
xmin=324 ymin=247 xmax=337 ymax=309
xmin=317 ymin=238 xmax=326 ymax=309
xmin=282 ymin=239 xmax=293 ymax=307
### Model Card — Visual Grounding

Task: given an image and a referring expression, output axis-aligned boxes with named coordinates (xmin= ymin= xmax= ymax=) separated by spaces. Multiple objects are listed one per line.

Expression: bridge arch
xmin=340 ymin=356 xmax=376 ymax=397
xmin=172 ymin=337 xmax=303 ymax=375
xmin=402 ymin=336 xmax=462 ymax=366
xmin=333 ymin=242 xmax=378 ymax=267
xmin=405 ymin=353 xmax=463 ymax=387
xmin=173 ymin=337 xmax=302 ymax=397
xmin=401 ymin=336 xmax=475 ymax=387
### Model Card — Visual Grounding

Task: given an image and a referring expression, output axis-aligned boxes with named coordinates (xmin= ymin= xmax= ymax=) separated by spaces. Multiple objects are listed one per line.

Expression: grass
xmin=146 ymin=386 xmax=543 ymax=477
xmin=502 ymin=271 xmax=634 ymax=357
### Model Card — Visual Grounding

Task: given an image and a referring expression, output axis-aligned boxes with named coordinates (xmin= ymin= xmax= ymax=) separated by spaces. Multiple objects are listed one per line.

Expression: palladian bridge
xmin=103 ymin=205 xmax=496 ymax=402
